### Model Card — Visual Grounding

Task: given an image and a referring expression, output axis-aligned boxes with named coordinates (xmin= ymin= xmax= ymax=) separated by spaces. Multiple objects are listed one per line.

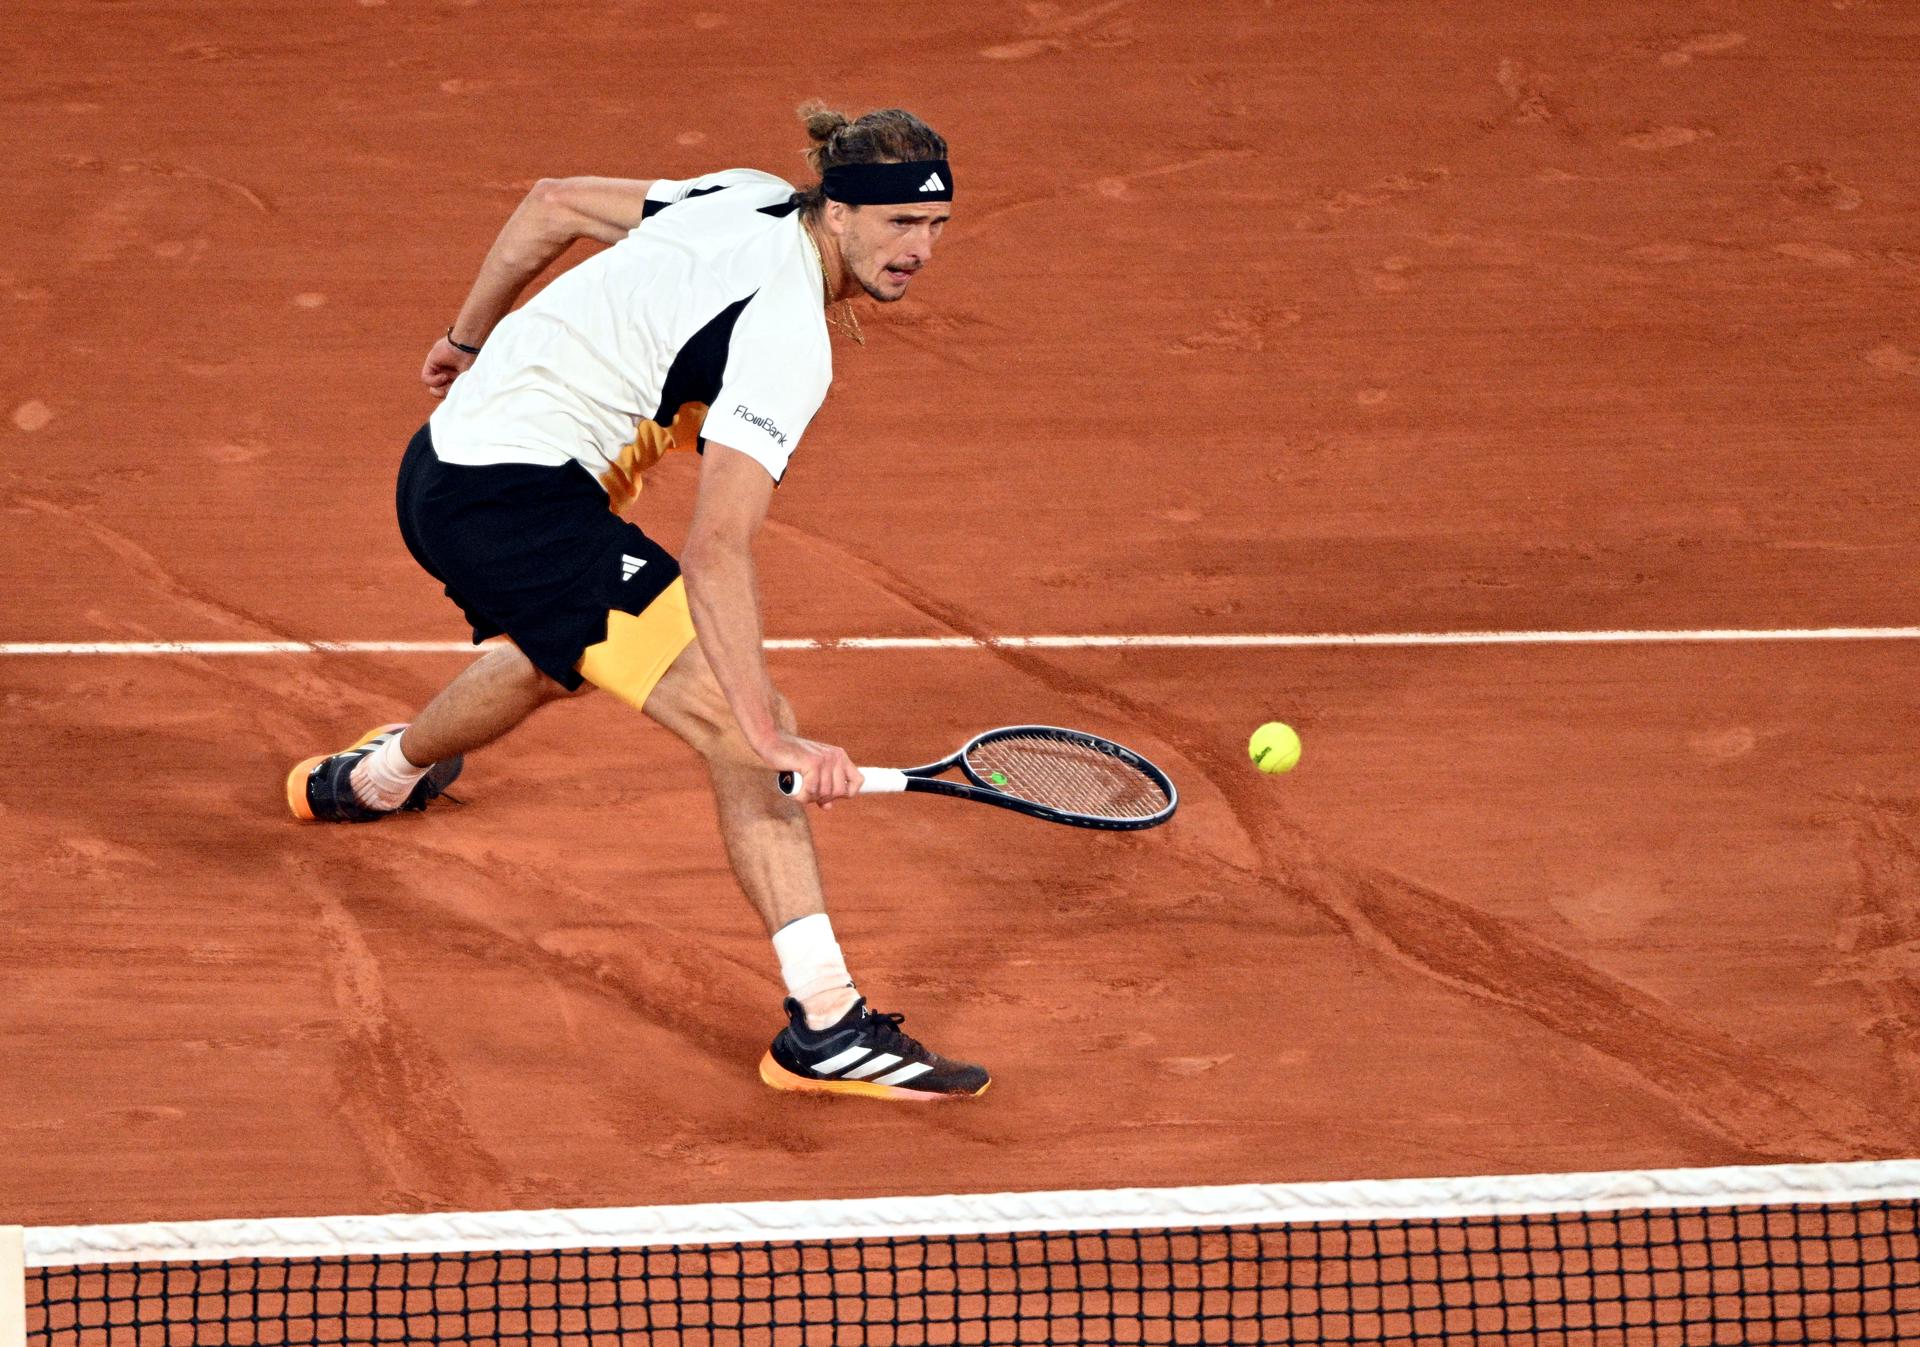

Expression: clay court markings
xmin=2 ymin=626 xmax=1917 ymax=657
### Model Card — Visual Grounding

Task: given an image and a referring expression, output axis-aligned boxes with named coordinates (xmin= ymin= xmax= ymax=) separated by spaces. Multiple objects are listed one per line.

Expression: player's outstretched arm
xmin=423 ymin=176 xmax=658 ymax=397
xmin=682 ymin=443 xmax=862 ymax=805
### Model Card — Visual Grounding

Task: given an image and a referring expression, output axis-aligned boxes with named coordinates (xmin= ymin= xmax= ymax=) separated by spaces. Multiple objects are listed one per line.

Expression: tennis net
xmin=8 ymin=1161 xmax=1919 ymax=1346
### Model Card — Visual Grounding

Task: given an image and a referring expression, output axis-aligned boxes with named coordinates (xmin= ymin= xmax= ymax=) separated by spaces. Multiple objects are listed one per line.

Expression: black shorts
xmin=396 ymin=422 xmax=686 ymax=691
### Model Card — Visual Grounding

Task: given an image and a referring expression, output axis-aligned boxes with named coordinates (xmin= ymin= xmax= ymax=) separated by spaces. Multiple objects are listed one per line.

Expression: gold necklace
xmin=803 ymin=224 xmax=864 ymax=346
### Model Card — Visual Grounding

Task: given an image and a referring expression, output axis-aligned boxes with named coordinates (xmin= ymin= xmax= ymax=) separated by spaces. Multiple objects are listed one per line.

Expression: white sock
xmin=350 ymin=733 xmax=429 ymax=810
xmin=772 ymin=913 xmax=859 ymax=1030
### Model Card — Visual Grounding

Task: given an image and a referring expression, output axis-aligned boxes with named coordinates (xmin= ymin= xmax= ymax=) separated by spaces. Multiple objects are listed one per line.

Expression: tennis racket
xmin=777 ymin=725 xmax=1177 ymax=830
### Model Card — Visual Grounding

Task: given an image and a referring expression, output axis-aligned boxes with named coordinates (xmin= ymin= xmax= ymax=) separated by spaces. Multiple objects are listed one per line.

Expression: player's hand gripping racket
xmin=778 ymin=725 xmax=1177 ymax=830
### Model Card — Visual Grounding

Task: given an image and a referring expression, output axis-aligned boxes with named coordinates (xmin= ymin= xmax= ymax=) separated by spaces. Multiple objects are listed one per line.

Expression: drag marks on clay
xmin=1168 ymin=305 xmax=1299 ymax=356
xmin=295 ymin=861 xmax=508 ymax=1209
xmin=1097 ymin=148 xmax=1258 ymax=194
xmin=1864 ymin=344 xmax=1919 ymax=377
xmin=757 ymin=520 xmax=1268 ymax=882
xmin=111 ymin=1104 xmax=188 ymax=1126
xmin=0 ymin=487 xmax=422 ymax=755
xmin=1620 ymin=125 xmax=1713 ymax=152
xmin=168 ymin=42 xmax=248 ymax=63
xmin=872 ymin=301 xmax=1001 ymax=374
xmin=318 ymin=859 xmax=760 ymax=1166
xmin=770 ymin=530 xmax=1915 ymax=1158
xmin=200 ymin=440 xmax=271 ymax=464
xmin=357 ymin=834 xmax=773 ymax=1067
xmin=1825 ymin=796 xmax=1920 ymax=1115
xmin=1489 ymin=59 xmax=1568 ymax=130
xmin=1686 ymin=726 xmax=1759 ymax=762
xmin=1774 ymin=242 xmax=1858 ymax=268
xmin=1301 ymin=860 xmax=1909 ymax=1159
xmin=334 ymin=838 xmax=985 ymax=1152
xmin=56 ymin=154 xmax=274 ymax=216
xmin=1775 ymin=162 xmax=1863 ymax=213
xmin=7 ymin=494 xmax=302 ymax=645
xmin=1616 ymin=237 xmax=1918 ymax=286
xmin=1655 ymin=32 xmax=1748 ymax=67
xmin=954 ymin=148 xmax=1255 ymax=243
xmin=979 ymin=0 xmax=1137 ymax=61
xmin=47 ymin=834 xmax=162 ymax=881
xmin=1157 ymin=1055 xmax=1232 ymax=1077
xmin=1304 ymin=168 xmax=1451 ymax=222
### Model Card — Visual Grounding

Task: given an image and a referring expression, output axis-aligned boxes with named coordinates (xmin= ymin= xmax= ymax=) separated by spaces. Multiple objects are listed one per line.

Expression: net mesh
xmin=964 ymin=733 xmax=1170 ymax=821
xmin=25 ymin=1198 xmax=1920 ymax=1346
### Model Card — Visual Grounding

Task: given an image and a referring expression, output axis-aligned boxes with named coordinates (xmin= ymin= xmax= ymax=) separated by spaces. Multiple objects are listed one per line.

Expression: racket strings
xmin=966 ymin=735 xmax=1170 ymax=820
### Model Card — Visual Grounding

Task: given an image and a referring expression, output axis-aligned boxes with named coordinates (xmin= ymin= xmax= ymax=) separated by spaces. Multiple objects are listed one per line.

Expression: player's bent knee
xmin=703 ymin=718 xmax=766 ymax=770
xmin=485 ymin=643 xmax=585 ymax=703
xmin=672 ymin=695 xmax=766 ymax=772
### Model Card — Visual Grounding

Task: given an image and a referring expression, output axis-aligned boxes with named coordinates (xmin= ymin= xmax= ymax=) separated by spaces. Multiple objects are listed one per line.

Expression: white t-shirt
xmin=429 ymin=169 xmax=832 ymax=509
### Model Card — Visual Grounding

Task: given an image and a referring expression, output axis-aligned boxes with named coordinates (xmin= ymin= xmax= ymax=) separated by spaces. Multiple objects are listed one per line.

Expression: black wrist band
xmin=445 ymin=327 xmax=482 ymax=356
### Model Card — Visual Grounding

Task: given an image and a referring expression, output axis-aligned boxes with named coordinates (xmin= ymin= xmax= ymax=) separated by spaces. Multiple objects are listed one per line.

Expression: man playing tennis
xmin=285 ymin=104 xmax=988 ymax=1101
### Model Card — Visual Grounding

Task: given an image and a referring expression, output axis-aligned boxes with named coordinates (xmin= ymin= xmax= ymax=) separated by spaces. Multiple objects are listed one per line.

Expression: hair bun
xmin=797 ymin=100 xmax=850 ymax=145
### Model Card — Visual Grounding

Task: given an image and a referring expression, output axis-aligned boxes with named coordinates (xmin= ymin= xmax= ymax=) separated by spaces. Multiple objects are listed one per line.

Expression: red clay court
xmin=3 ymin=1 xmax=1919 ymax=1341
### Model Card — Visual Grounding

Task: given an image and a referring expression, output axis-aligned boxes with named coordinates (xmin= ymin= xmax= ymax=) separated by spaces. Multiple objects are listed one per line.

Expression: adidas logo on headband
xmin=822 ymin=159 xmax=955 ymax=205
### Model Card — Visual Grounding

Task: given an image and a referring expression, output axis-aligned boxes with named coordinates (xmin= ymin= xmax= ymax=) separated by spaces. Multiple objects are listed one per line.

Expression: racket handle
xmin=777 ymin=768 xmax=910 ymax=798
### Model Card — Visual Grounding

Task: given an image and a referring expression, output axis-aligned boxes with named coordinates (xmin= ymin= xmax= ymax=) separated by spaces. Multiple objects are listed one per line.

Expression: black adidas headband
xmin=820 ymin=159 xmax=953 ymax=205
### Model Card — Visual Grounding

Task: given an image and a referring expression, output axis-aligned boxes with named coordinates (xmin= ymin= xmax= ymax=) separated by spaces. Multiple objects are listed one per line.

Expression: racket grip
xmin=777 ymin=768 xmax=909 ymax=798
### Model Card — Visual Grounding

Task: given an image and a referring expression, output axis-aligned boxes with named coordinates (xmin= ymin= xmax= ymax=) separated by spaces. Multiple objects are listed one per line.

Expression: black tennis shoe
xmin=761 ymin=998 xmax=990 ymax=1101
xmin=286 ymin=723 xmax=462 ymax=823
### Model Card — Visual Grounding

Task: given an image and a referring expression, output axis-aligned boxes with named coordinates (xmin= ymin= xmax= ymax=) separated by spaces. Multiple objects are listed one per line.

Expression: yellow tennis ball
xmin=1249 ymin=722 xmax=1301 ymax=774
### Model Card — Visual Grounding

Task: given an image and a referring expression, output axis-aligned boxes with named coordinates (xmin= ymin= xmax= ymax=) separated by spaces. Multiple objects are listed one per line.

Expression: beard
xmin=857 ymin=274 xmax=906 ymax=303
xmin=845 ymin=240 xmax=914 ymax=302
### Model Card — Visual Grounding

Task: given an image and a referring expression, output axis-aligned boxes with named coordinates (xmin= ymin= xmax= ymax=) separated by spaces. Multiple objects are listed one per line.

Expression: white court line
xmin=0 ymin=627 xmax=1917 ymax=656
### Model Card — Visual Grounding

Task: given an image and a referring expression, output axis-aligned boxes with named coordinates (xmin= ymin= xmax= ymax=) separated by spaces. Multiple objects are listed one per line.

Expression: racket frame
xmin=779 ymin=725 xmax=1177 ymax=831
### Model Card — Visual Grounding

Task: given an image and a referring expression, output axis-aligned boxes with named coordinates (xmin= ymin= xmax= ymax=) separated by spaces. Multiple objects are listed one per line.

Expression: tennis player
xmin=285 ymin=104 xmax=987 ymax=1101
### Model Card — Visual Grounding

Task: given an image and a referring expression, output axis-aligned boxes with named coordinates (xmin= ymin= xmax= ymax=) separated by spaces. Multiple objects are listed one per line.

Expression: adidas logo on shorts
xmin=620 ymin=554 xmax=647 ymax=581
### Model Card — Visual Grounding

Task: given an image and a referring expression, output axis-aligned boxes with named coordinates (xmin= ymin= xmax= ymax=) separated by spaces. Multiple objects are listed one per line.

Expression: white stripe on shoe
xmin=871 ymin=1062 xmax=934 ymax=1087
xmin=810 ymin=1046 xmax=870 ymax=1076
xmin=840 ymin=1054 xmax=903 ymax=1081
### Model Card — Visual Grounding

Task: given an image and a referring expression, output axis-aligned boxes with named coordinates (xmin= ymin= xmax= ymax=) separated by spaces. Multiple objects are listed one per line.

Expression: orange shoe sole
xmin=285 ymin=723 xmax=408 ymax=822
xmin=758 ymin=1052 xmax=989 ymax=1101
